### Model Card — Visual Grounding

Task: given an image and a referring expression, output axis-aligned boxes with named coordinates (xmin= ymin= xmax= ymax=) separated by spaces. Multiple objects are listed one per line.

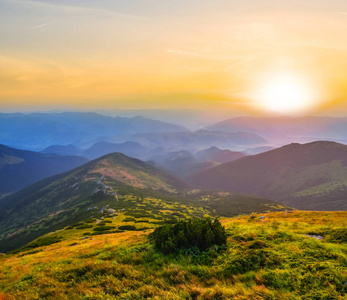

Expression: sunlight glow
xmin=255 ymin=73 xmax=315 ymax=114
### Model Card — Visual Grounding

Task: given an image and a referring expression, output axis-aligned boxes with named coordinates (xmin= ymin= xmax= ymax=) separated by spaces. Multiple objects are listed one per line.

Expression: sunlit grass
xmin=0 ymin=211 xmax=346 ymax=299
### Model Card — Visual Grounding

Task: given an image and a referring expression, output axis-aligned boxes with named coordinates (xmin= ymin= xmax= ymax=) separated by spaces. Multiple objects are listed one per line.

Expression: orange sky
xmin=0 ymin=0 xmax=346 ymax=115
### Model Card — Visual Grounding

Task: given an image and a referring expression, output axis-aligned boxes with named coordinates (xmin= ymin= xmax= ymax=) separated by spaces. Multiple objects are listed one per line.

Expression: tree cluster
xmin=152 ymin=218 xmax=227 ymax=254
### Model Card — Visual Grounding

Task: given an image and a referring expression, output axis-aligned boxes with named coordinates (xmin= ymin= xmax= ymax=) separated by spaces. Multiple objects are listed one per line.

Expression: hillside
xmin=0 ymin=144 xmax=88 ymax=195
xmin=0 ymin=152 xmax=190 ymax=251
xmin=0 ymin=211 xmax=346 ymax=299
xmin=189 ymin=141 xmax=347 ymax=210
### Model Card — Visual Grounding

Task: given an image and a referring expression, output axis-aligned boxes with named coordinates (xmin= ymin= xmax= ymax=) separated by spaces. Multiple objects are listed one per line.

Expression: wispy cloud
xmin=31 ymin=23 xmax=50 ymax=30
xmin=18 ymin=0 xmax=149 ymax=20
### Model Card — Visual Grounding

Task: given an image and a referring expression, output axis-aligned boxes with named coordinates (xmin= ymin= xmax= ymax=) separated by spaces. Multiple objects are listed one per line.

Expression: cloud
xmin=31 ymin=23 xmax=50 ymax=29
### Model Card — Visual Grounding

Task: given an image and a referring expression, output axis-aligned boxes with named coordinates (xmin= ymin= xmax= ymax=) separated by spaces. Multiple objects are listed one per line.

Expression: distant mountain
xmin=109 ymin=130 xmax=267 ymax=151
xmin=0 ymin=152 xmax=189 ymax=251
xmin=147 ymin=147 xmax=246 ymax=178
xmin=42 ymin=144 xmax=82 ymax=156
xmin=195 ymin=146 xmax=246 ymax=163
xmin=243 ymin=146 xmax=275 ymax=155
xmin=206 ymin=116 xmax=347 ymax=145
xmin=81 ymin=141 xmax=148 ymax=160
xmin=0 ymin=144 xmax=88 ymax=195
xmin=188 ymin=141 xmax=347 ymax=210
xmin=0 ymin=112 xmax=185 ymax=150
xmin=148 ymin=150 xmax=216 ymax=178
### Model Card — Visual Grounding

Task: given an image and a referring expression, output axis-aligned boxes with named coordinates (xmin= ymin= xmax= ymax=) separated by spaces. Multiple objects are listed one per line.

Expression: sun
xmin=255 ymin=72 xmax=315 ymax=114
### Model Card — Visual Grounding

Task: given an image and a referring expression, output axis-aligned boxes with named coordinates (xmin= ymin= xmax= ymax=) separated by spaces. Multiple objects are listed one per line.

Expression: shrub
xmin=85 ymin=218 xmax=96 ymax=223
xmin=151 ymin=218 xmax=227 ymax=254
xmin=123 ymin=217 xmax=136 ymax=222
xmin=93 ymin=226 xmax=114 ymax=232
xmin=118 ymin=225 xmax=137 ymax=231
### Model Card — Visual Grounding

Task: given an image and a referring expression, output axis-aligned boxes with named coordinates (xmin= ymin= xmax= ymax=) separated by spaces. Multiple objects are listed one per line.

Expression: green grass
xmin=0 ymin=211 xmax=346 ymax=299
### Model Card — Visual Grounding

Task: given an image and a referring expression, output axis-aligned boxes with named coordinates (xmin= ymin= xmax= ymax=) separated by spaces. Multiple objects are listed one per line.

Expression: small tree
xmin=151 ymin=218 xmax=227 ymax=254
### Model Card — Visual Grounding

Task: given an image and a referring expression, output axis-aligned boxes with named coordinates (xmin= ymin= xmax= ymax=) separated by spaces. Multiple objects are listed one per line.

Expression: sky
xmin=0 ymin=0 xmax=346 ymax=115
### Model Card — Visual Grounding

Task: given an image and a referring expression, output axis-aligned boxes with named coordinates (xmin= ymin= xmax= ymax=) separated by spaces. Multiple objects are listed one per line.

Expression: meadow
xmin=0 ymin=211 xmax=346 ymax=299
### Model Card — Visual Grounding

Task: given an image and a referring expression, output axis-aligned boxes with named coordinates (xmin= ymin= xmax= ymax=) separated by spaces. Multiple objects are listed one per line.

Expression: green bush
xmin=151 ymin=218 xmax=227 ymax=254
xmin=85 ymin=218 xmax=96 ymax=223
xmin=93 ymin=226 xmax=114 ymax=232
xmin=118 ymin=225 xmax=137 ymax=231
xmin=123 ymin=217 xmax=136 ymax=222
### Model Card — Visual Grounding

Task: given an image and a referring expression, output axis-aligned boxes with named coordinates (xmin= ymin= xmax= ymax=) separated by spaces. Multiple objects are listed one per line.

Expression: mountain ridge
xmin=188 ymin=141 xmax=347 ymax=210
xmin=0 ymin=144 xmax=88 ymax=195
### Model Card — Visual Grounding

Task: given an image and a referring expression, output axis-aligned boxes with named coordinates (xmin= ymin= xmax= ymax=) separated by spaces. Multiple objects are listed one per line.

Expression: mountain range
xmin=0 ymin=151 xmax=286 ymax=252
xmin=107 ymin=130 xmax=267 ymax=151
xmin=0 ymin=112 xmax=185 ymax=150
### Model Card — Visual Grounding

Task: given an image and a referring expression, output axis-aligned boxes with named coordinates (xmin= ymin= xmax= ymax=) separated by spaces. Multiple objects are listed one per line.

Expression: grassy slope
xmin=0 ymin=152 xmax=188 ymax=252
xmin=0 ymin=211 xmax=346 ymax=299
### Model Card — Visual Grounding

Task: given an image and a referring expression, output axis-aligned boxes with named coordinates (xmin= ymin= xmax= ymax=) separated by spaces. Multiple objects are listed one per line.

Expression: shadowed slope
xmin=0 ymin=144 xmax=88 ymax=195
xmin=188 ymin=141 xmax=347 ymax=210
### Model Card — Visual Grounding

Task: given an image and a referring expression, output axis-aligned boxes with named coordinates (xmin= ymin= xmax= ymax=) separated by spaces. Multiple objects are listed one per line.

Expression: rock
xmin=304 ymin=234 xmax=324 ymax=240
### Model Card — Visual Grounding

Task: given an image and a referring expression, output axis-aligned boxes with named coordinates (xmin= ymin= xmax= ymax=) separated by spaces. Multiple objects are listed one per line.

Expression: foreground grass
xmin=0 ymin=211 xmax=347 ymax=299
